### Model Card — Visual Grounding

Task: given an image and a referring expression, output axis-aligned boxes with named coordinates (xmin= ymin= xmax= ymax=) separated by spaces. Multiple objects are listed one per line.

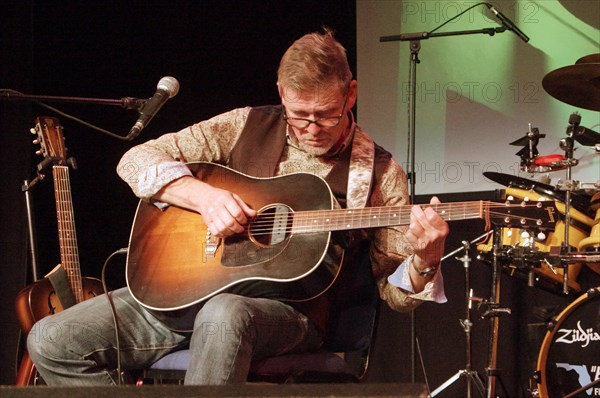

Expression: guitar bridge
xmin=205 ymin=232 xmax=220 ymax=258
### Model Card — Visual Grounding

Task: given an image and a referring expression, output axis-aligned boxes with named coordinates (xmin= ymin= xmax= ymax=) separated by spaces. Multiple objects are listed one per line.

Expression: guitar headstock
xmin=489 ymin=199 xmax=558 ymax=231
xmin=32 ymin=116 xmax=67 ymax=166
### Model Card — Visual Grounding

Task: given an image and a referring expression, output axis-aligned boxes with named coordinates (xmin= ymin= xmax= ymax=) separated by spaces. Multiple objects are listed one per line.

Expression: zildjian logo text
xmin=555 ymin=321 xmax=600 ymax=348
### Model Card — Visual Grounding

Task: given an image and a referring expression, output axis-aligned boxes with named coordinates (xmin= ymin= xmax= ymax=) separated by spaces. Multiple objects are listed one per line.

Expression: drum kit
xmin=474 ymin=54 xmax=600 ymax=398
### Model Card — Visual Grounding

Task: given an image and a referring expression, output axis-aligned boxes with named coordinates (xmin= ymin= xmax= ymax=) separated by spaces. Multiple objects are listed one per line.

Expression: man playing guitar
xmin=27 ymin=29 xmax=449 ymax=385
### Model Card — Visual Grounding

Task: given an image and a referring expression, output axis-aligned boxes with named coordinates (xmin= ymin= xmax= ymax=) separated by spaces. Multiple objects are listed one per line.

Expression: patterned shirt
xmin=117 ymin=107 xmax=446 ymax=312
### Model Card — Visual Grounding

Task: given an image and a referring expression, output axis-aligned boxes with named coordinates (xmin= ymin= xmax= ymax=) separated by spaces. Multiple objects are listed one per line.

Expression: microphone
xmin=488 ymin=5 xmax=530 ymax=43
xmin=127 ymin=76 xmax=180 ymax=140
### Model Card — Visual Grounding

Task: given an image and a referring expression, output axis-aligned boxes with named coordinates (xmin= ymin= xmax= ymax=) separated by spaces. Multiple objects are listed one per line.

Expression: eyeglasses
xmin=282 ymin=92 xmax=349 ymax=129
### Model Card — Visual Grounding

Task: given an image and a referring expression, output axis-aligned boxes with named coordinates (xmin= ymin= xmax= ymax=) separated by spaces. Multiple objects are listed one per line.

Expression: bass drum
xmin=535 ymin=287 xmax=600 ymax=397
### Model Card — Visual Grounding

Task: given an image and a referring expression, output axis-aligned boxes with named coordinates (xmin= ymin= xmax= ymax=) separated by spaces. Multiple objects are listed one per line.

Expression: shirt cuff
xmin=388 ymin=257 xmax=447 ymax=303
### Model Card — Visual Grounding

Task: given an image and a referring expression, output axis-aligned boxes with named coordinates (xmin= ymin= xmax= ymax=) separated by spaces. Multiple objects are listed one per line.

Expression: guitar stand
xmin=431 ymin=241 xmax=486 ymax=398
xmin=22 ymin=176 xmax=44 ymax=283
xmin=16 ymin=176 xmax=44 ymax=386
xmin=15 ymin=151 xmax=60 ymax=386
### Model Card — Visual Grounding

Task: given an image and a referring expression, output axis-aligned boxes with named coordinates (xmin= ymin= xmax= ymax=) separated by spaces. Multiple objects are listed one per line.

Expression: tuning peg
xmin=32 ymin=139 xmax=39 ymax=145
xmin=35 ymin=150 xmax=42 ymax=156
xmin=30 ymin=128 xmax=36 ymax=135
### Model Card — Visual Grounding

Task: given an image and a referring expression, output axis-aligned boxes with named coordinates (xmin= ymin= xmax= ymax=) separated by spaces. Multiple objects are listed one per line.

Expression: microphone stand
xmin=0 ymin=90 xmax=145 ymax=110
xmin=380 ymin=25 xmax=507 ymax=382
xmin=380 ymin=26 xmax=507 ymax=202
xmin=0 ymin=89 xmax=146 ymax=141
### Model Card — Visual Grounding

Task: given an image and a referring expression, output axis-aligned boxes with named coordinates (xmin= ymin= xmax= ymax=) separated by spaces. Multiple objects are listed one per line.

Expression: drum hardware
xmin=510 ymin=124 xmax=546 ymax=174
xmin=476 ymin=185 xmax=592 ymax=294
xmin=558 ymin=116 xmax=582 ymax=294
xmin=507 ymin=118 xmax=595 ymax=175
xmin=471 ymin=296 xmax=512 ymax=320
xmin=508 ymin=125 xmax=577 ymax=175
xmin=491 ymin=110 xmax=596 ymax=295
xmin=563 ymin=112 xmax=600 ymax=148
xmin=484 ymin=230 xmax=512 ymax=398
xmin=431 ymin=236 xmax=490 ymax=398
xmin=541 ymin=59 xmax=600 ymax=290
xmin=529 ymin=155 xmax=576 ymax=175
xmin=436 ymin=201 xmax=560 ymax=396
xmin=548 ymin=245 xmax=600 ymax=264
xmin=555 ymin=252 xmax=600 ymax=263
xmin=498 ymin=245 xmax=584 ymax=294
xmin=505 ymin=246 xmax=557 ymax=288
xmin=556 ymin=180 xmax=600 ymax=195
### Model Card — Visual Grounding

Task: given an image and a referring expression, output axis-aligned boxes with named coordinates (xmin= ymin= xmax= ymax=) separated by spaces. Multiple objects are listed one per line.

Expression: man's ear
xmin=347 ymin=80 xmax=358 ymax=109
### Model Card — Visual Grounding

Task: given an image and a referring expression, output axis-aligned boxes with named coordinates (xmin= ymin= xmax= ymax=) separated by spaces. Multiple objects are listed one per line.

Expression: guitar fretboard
xmin=291 ymin=201 xmax=489 ymax=233
xmin=53 ymin=165 xmax=84 ymax=303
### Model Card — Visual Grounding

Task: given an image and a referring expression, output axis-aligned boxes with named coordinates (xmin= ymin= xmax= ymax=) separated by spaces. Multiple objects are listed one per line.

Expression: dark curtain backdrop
xmin=1 ymin=0 xmax=357 ymax=386
xmin=1 ymin=2 xmax=598 ymax=397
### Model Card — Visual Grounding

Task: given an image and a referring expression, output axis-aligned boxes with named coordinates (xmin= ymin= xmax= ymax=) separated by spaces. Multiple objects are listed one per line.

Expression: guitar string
xmin=244 ymin=204 xmax=549 ymax=232
xmin=231 ymin=202 xmax=553 ymax=237
xmin=243 ymin=203 xmax=547 ymax=223
xmin=244 ymin=202 xmax=546 ymax=224
xmin=54 ymin=165 xmax=84 ymax=303
xmin=55 ymin=166 xmax=83 ymax=299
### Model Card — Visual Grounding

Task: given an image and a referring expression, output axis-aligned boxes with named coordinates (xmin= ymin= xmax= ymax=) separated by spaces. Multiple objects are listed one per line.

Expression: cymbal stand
xmin=431 ymin=237 xmax=489 ymax=398
xmin=558 ymin=113 xmax=579 ymax=294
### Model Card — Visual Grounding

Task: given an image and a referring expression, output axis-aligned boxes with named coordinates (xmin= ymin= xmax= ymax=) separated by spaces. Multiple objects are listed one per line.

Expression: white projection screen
xmin=356 ymin=0 xmax=599 ymax=196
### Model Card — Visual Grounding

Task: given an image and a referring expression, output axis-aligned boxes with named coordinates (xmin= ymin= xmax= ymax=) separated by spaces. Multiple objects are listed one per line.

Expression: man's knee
xmin=193 ymin=294 xmax=255 ymax=342
xmin=27 ymin=316 xmax=60 ymax=363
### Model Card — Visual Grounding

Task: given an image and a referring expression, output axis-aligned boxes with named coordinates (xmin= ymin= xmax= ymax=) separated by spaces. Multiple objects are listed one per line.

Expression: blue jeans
xmin=27 ymin=287 xmax=322 ymax=385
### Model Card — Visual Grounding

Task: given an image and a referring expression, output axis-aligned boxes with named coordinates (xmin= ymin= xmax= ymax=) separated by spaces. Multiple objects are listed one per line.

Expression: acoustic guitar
xmin=14 ymin=116 xmax=103 ymax=385
xmin=126 ymin=162 xmax=558 ymax=315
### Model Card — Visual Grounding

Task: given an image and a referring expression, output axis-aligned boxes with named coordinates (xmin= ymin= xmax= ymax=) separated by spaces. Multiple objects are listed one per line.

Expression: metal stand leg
xmin=482 ymin=233 xmax=512 ymax=398
xmin=16 ymin=171 xmax=48 ymax=386
xmin=431 ymin=240 xmax=486 ymax=398
xmin=22 ymin=177 xmax=43 ymax=282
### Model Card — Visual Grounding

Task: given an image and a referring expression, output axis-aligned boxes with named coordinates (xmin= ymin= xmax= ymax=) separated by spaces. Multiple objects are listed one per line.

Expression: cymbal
xmin=542 ymin=54 xmax=600 ymax=111
xmin=484 ymin=171 xmax=591 ymax=214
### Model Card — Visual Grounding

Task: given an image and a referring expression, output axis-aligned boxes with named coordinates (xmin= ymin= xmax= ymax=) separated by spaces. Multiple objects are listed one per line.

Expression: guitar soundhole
xmin=249 ymin=204 xmax=293 ymax=247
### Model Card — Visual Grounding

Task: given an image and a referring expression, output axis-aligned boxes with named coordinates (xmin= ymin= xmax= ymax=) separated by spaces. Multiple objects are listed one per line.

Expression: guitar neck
xmin=52 ymin=165 xmax=84 ymax=303
xmin=292 ymin=201 xmax=489 ymax=233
